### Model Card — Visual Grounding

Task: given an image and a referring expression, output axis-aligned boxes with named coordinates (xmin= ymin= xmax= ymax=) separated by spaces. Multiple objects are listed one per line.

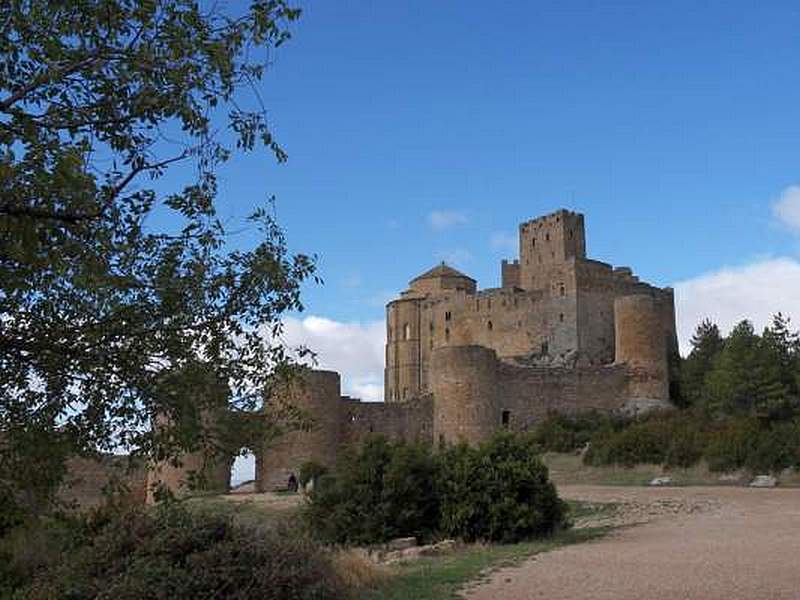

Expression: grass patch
xmin=185 ymin=493 xmax=302 ymax=531
xmin=361 ymin=527 xmax=609 ymax=600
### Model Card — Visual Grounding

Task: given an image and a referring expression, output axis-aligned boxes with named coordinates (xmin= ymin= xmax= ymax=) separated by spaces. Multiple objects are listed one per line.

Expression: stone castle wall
xmin=133 ymin=208 xmax=677 ymax=503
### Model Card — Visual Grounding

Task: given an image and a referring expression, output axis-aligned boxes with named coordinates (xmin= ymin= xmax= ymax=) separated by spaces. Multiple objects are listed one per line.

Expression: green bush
xmin=304 ymin=433 xmax=566 ymax=546
xmin=16 ymin=504 xmax=346 ymax=600
xmin=584 ymin=414 xmax=706 ymax=469
xmin=745 ymin=421 xmax=800 ymax=473
xmin=298 ymin=461 xmax=328 ymax=487
xmin=305 ymin=436 xmax=440 ymax=545
xmin=438 ymin=432 xmax=566 ymax=543
xmin=531 ymin=412 xmax=618 ymax=453
xmin=705 ymin=418 xmax=760 ymax=472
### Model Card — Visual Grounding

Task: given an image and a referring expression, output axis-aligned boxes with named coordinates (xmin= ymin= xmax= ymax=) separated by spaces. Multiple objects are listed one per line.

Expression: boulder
xmin=750 ymin=475 xmax=778 ymax=488
xmin=385 ymin=537 xmax=417 ymax=552
xmin=650 ymin=476 xmax=672 ymax=487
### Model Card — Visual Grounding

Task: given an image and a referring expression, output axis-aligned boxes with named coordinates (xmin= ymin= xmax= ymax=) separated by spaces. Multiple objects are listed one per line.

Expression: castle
xmin=147 ymin=209 xmax=678 ymax=496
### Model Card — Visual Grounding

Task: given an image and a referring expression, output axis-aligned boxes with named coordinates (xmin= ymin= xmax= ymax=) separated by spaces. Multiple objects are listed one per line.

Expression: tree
xmin=680 ymin=319 xmax=724 ymax=407
xmin=0 ymin=0 xmax=315 ymax=510
xmin=703 ymin=321 xmax=789 ymax=418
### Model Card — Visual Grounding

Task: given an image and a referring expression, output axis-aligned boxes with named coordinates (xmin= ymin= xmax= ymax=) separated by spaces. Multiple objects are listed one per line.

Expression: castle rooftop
xmin=410 ymin=262 xmax=475 ymax=284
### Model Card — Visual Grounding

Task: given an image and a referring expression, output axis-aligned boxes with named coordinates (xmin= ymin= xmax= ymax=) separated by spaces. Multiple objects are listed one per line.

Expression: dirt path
xmin=463 ymin=485 xmax=800 ymax=600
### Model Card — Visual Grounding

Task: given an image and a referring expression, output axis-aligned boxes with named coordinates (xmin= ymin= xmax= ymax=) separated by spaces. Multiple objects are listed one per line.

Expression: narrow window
xmin=488 ymin=320 xmax=493 ymax=331
xmin=501 ymin=410 xmax=511 ymax=429
xmin=387 ymin=326 xmax=392 ymax=342
xmin=403 ymin=323 xmax=411 ymax=340
xmin=560 ymin=284 xmax=566 ymax=296
xmin=429 ymin=321 xmax=434 ymax=332
xmin=445 ymin=328 xmax=450 ymax=342
xmin=546 ymin=233 xmax=550 ymax=242
xmin=541 ymin=340 xmax=549 ymax=355
xmin=445 ymin=311 xmax=452 ymax=321
xmin=532 ymin=238 xmax=536 ymax=247
xmin=559 ymin=313 xmax=565 ymax=323
xmin=569 ymin=229 xmax=574 ymax=240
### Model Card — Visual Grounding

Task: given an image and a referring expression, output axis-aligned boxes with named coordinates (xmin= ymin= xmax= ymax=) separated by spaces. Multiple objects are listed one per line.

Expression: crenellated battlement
xmin=145 ymin=208 xmax=678 ymax=502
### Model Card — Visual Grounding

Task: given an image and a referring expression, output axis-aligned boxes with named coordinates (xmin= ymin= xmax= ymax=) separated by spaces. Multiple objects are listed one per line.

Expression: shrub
xmin=705 ymin=418 xmax=760 ymax=472
xmin=18 ymin=504 xmax=346 ymax=600
xmin=305 ymin=436 xmax=439 ymax=545
xmin=438 ymin=432 xmax=566 ymax=543
xmin=664 ymin=419 xmax=706 ymax=468
xmin=531 ymin=412 xmax=616 ymax=453
xmin=584 ymin=414 xmax=706 ymax=469
xmin=298 ymin=461 xmax=328 ymax=487
xmin=305 ymin=432 xmax=567 ymax=546
xmin=745 ymin=420 xmax=800 ymax=473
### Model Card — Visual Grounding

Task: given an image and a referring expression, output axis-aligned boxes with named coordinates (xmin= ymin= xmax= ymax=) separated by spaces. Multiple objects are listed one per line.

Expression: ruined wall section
xmin=256 ymin=370 xmax=343 ymax=491
xmin=340 ymin=395 xmax=434 ymax=447
xmin=497 ymin=361 xmax=630 ymax=431
xmin=63 ymin=456 xmax=147 ymax=509
xmin=258 ymin=372 xmax=435 ymax=491
xmin=429 ymin=345 xmax=644 ymax=443
xmin=575 ymin=260 xmax=677 ymax=368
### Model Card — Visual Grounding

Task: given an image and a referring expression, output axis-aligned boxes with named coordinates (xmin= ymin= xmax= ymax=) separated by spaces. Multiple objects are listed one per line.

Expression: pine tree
xmin=680 ymin=319 xmax=724 ymax=407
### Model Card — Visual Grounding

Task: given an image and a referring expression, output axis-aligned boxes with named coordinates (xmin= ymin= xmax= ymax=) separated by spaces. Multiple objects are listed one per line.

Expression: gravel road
xmin=462 ymin=485 xmax=800 ymax=600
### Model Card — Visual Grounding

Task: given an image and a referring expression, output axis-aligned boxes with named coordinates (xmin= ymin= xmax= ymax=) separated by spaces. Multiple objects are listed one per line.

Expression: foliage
xmin=12 ymin=503 xmax=345 ymax=600
xmin=298 ymin=461 xmax=328 ymax=487
xmin=305 ymin=433 xmax=566 ymax=546
xmin=438 ymin=432 xmax=566 ymax=543
xmin=680 ymin=319 xmax=724 ymax=408
xmin=584 ymin=413 xmax=706 ymax=468
xmin=679 ymin=315 xmax=800 ymax=419
xmin=305 ymin=436 xmax=440 ymax=545
xmin=704 ymin=417 xmax=761 ymax=472
xmin=530 ymin=412 xmax=618 ymax=453
xmin=0 ymin=0 xmax=316 ymax=511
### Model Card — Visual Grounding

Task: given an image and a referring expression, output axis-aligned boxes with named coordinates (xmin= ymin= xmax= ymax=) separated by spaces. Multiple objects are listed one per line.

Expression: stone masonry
xmin=149 ymin=209 xmax=678 ymax=497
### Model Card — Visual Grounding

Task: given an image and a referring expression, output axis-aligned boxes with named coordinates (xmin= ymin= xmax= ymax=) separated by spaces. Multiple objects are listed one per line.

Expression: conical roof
xmin=411 ymin=262 xmax=475 ymax=283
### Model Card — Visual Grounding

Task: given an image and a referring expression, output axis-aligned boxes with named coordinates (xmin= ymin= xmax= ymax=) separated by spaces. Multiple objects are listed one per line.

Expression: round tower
xmin=431 ymin=345 xmax=499 ymax=446
xmin=385 ymin=296 xmax=422 ymax=402
xmin=256 ymin=369 xmax=342 ymax=492
xmin=614 ymin=294 xmax=669 ymax=401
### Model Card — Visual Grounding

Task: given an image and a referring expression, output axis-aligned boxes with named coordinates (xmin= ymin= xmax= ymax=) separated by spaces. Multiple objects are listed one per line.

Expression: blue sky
xmin=198 ymin=0 xmax=800 ymax=404
xmin=223 ymin=0 xmax=800 ymax=483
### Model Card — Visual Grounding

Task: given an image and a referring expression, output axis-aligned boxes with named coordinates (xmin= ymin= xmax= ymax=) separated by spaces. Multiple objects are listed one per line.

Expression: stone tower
xmin=384 ymin=263 xmax=476 ymax=402
xmin=518 ymin=209 xmax=586 ymax=291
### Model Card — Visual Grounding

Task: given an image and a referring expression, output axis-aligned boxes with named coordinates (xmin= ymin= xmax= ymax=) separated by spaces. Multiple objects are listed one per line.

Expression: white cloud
xmin=490 ymin=231 xmax=517 ymax=253
xmin=674 ymin=257 xmax=800 ymax=355
xmin=773 ymin=185 xmax=800 ymax=232
xmin=281 ymin=316 xmax=385 ymax=402
xmin=427 ymin=210 xmax=468 ymax=231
